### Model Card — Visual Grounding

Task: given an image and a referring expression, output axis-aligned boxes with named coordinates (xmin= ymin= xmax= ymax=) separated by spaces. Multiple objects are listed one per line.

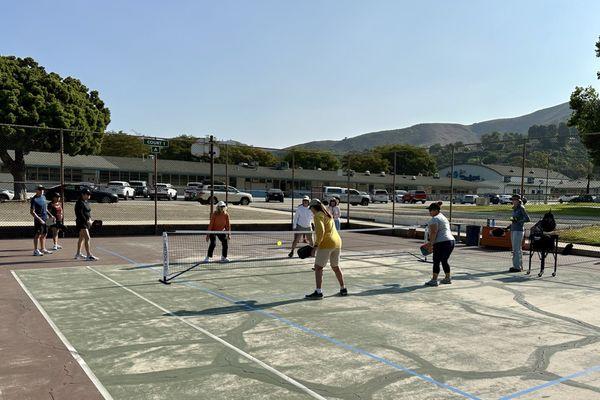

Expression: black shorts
xmin=34 ymin=221 xmax=48 ymax=235
xmin=76 ymin=221 xmax=89 ymax=231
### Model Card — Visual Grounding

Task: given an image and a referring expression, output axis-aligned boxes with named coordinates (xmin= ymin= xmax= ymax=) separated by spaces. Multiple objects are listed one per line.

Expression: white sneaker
xmin=74 ymin=253 xmax=85 ymax=260
xmin=86 ymin=255 xmax=99 ymax=261
xmin=52 ymin=244 xmax=62 ymax=250
xmin=203 ymin=257 xmax=211 ymax=263
xmin=220 ymin=257 xmax=230 ymax=263
xmin=33 ymin=249 xmax=43 ymax=256
xmin=41 ymin=249 xmax=53 ymax=255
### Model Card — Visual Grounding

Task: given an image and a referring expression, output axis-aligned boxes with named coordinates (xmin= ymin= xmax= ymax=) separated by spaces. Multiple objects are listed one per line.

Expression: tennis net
xmin=160 ymin=227 xmax=407 ymax=283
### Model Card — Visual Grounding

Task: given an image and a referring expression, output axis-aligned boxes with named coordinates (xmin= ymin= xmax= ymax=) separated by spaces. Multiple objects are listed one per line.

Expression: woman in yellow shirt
xmin=305 ymin=199 xmax=347 ymax=299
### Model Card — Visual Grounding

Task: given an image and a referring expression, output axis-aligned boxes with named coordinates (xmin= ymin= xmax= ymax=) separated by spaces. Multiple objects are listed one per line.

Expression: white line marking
xmin=10 ymin=270 xmax=114 ymax=400
xmin=85 ymin=266 xmax=327 ymax=400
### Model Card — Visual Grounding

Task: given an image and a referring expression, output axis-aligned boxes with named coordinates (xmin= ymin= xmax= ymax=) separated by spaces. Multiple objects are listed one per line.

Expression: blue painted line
xmin=498 ymin=365 xmax=600 ymax=400
xmin=98 ymin=246 xmax=481 ymax=400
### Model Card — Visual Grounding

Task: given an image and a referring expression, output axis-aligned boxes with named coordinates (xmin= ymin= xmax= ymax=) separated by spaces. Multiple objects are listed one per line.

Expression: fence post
xmin=449 ymin=144 xmax=455 ymax=224
xmin=520 ymin=139 xmax=527 ymax=196
xmin=153 ymin=152 xmax=158 ymax=235
xmin=291 ymin=151 xmax=295 ymax=227
xmin=225 ymin=143 xmax=229 ymax=204
xmin=545 ymin=154 xmax=549 ymax=204
xmin=392 ymin=152 xmax=397 ymax=226
xmin=209 ymin=135 xmax=215 ymax=216
xmin=59 ymin=129 xmax=65 ymax=213
xmin=346 ymin=154 xmax=351 ymax=229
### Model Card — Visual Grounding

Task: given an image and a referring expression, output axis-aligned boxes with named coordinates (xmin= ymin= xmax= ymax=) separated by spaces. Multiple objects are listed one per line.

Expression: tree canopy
xmin=284 ymin=148 xmax=341 ymax=170
xmin=568 ymin=36 xmax=600 ymax=166
xmin=100 ymin=131 xmax=148 ymax=157
xmin=0 ymin=56 xmax=110 ymax=197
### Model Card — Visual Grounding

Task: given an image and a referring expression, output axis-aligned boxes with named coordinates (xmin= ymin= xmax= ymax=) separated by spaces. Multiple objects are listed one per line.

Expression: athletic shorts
xmin=76 ymin=220 xmax=89 ymax=231
xmin=314 ymin=247 xmax=341 ymax=268
xmin=34 ymin=220 xmax=48 ymax=235
xmin=294 ymin=225 xmax=312 ymax=238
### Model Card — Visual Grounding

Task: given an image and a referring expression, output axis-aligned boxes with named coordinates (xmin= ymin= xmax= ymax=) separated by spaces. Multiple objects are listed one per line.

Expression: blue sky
xmin=2 ymin=0 xmax=600 ymax=147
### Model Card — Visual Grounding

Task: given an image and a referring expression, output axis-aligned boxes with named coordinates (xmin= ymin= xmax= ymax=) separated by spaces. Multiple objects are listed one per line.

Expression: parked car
xmin=323 ymin=186 xmax=370 ymax=206
xmin=197 ymin=185 xmax=253 ymax=205
xmin=371 ymin=189 xmax=389 ymax=203
xmin=0 ymin=189 xmax=15 ymax=202
xmin=453 ymin=194 xmax=479 ymax=204
xmin=558 ymin=194 xmax=577 ymax=203
xmin=129 ymin=180 xmax=149 ymax=198
xmin=402 ymin=190 xmax=427 ymax=204
xmin=46 ymin=184 xmax=119 ymax=203
xmin=149 ymin=183 xmax=178 ymax=200
xmin=106 ymin=181 xmax=136 ymax=200
xmin=184 ymin=182 xmax=204 ymax=201
xmin=265 ymin=188 xmax=284 ymax=202
xmin=569 ymin=194 xmax=597 ymax=203
xmin=393 ymin=190 xmax=407 ymax=202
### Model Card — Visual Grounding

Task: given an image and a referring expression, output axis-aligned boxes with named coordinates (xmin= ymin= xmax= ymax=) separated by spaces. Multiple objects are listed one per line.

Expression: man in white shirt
xmin=289 ymin=196 xmax=314 ymax=257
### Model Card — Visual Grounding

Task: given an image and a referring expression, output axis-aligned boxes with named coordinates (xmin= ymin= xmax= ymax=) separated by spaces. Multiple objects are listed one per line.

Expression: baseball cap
xmin=302 ymin=195 xmax=310 ymax=201
xmin=511 ymin=194 xmax=521 ymax=200
xmin=309 ymin=198 xmax=322 ymax=207
xmin=81 ymin=188 xmax=91 ymax=195
xmin=216 ymin=200 xmax=227 ymax=207
xmin=426 ymin=202 xmax=442 ymax=211
xmin=35 ymin=185 xmax=44 ymax=190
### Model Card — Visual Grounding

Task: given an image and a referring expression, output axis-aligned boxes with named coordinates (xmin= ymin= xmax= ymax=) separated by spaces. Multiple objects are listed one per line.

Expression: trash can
xmin=465 ymin=225 xmax=481 ymax=246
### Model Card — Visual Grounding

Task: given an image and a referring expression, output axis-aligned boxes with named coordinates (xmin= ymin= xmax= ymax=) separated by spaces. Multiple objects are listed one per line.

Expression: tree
xmin=100 ymin=131 xmax=149 ymax=157
xmin=0 ymin=56 xmax=110 ymax=198
xmin=374 ymin=144 xmax=437 ymax=175
xmin=285 ymin=148 xmax=341 ymax=170
xmin=216 ymin=145 xmax=279 ymax=167
xmin=346 ymin=151 xmax=389 ymax=173
xmin=159 ymin=135 xmax=198 ymax=161
xmin=568 ymin=36 xmax=600 ymax=166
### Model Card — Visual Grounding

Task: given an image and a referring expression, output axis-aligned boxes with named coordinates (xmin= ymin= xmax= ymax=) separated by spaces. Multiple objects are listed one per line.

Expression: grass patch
xmin=451 ymin=203 xmax=600 ymax=217
xmin=555 ymin=225 xmax=600 ymax=246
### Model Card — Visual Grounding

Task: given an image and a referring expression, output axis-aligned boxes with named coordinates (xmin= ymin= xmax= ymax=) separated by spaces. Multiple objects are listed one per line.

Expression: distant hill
xmin=291 ymin=102 xmax=572 ymax=152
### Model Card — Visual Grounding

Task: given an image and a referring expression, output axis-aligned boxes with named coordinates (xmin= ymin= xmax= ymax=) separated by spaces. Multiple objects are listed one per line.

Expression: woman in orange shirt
xmin=204 ymin=201 xmax=231 ymax=263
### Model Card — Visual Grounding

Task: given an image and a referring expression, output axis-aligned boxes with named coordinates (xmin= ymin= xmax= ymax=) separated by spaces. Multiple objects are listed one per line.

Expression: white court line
xmin=85 ymin=266 xmax=327 ymax=400
xmin=10 ymin=271 xmax=114 ymax=400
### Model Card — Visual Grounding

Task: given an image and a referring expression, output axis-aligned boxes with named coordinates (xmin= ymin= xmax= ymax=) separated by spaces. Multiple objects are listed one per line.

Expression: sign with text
xmin=143 ymin=138 xmax=169 ymax=147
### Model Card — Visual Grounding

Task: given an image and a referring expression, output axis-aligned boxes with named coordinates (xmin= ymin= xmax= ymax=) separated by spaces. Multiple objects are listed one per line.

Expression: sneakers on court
xmin=220 ymin=257 xmax=230 ymax=263
xmin=33 ymin=249 xmax=43 ymax=256
xmin=424 ymin=279 xmax=439 ymax=287
xmin=288 ymin=251 xmax=294 ymax=258
xmin=508 ymin=267 xmax=523 ymax=273
xmin=339 ymin=288 xmax=348 ymax=296
xmin=203 ymin=257 xmax=211 ymax=263
xmin=52 ymin=244 xmax=62 ymax=250
xmin=304 ymin=290 xmax=323 ymax=300
xmin=86 ymin=255 xmax=99 ymax=261
xmin=41 ymin=249 xmax=53 ymax=255
xmin=440 ymin=277 xmax=452 ymax=285
xmin=74 ymin=253 xmax=85 ymax=260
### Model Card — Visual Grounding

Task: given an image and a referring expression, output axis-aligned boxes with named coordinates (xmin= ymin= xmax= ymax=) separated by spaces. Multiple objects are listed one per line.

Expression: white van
xmin=371 ymin=189 xmax=389 ymax=203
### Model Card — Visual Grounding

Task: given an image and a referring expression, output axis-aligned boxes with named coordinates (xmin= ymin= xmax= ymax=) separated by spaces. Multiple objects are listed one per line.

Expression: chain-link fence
xmin=1 ymin=123 xmax=598 ymax=265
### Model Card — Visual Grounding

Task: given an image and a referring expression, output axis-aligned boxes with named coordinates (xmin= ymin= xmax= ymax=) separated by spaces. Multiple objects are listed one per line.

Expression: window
xmin=26 ymin=167 xmax=37 ymax=181
xmin=99 ymin=171 xmax=110 ymax=183
xmin=504 ymin=176 xmax=511 ymax=183
xmin=49 ymin=168 xmax=60 ymax=182
xmin=527 ymin=177 xmax=535 ymax=184
xmin=71 ymin=169 xmax=82 ymax=182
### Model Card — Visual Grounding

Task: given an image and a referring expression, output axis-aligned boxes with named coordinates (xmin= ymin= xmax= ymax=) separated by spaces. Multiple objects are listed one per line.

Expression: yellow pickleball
xmin=277 ymin=240 xmax=283 ymax=246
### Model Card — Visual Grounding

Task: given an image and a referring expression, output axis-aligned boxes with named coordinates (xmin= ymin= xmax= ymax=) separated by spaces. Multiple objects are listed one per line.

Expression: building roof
xmin=478 ymin=164 xmax=571 ymax=180
xmin=1 ymin=151 xmax=495 ymax=190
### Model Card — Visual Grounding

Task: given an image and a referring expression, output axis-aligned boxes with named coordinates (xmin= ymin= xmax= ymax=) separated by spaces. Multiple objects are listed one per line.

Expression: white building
xmin=438 ymin=164 xmax=572 ymax=197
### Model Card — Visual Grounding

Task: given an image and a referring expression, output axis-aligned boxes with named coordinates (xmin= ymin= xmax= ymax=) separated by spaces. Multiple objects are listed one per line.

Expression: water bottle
xmin=486 ymin=218 xmax=490 ymax=226
xmin=491 ymin=219 xmax=496 ymax=227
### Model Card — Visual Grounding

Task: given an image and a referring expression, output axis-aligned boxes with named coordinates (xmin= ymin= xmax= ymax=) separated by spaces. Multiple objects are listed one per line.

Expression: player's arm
xmin=428 ymin=224 xmax=438 ymax=246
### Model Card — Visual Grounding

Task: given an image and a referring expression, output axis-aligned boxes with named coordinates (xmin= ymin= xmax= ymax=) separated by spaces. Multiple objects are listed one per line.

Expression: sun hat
xmin=309 ymin=198 xmax=322 ymax=207
xmin=302 ymin=195 xmax=310 ymax=201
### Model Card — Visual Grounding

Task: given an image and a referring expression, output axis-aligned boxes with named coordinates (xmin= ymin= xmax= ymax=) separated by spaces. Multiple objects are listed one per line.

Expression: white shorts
xmin=314 ymin=247 xmax=341 ymax=268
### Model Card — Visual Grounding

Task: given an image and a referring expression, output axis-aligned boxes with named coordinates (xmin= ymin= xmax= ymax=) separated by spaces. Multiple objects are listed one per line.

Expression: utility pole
xmin=209 ymin=135 xmax=215 ymax=216
xmin=520 ymin=139 xmax=527 ymax=196
xmin=449 ymin=145 xmax=455 ymax=223
xmin=392 ymin=152 xmax=397 ymax=226
xmin=291 ymin=151 xmax=295 ymax=227
xmin=153 ymin=152 xmax=158 ymax=235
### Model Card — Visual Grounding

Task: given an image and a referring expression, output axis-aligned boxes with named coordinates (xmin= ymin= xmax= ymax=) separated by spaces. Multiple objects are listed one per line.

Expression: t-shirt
xmin=328 ymin=205 xmax=341 ymax=220
xmin=293 ymin=205 xmax=313 ymax=229
xmin=313 ymin=211 xmax=342 ymax=249
xmin=208 ymin=212 xmax=230 ymax=232
xmin=48 ymin=202 xmax=63 ymax=221
xmin=30 ymin=195 xmax=47 ymax=221
xmin=75 ymin=199 xmax=91 ymax=224
xmin=427 ymin=213 xmax=454 ymax=244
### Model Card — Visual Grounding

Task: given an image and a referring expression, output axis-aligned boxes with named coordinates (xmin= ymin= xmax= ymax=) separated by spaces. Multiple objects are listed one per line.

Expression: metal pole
xmin=520 ymin=139 xmax=527 ymax=196
xmin=346 ymin=155 xmax=351 ymax=228
xmin=545 ymin=154 xmax=549 ymax=204
xmin=225 ymin=143 xmax=229 ymax=204
xmin=392 ymin=152 xmax=397 ymax=226
xmin=209 ymin=135 xmax=215 ymax=216
xmin=449 ymin=145 xmax=455 ymax=223
xmin=154 ymin=153 xmax=158 ymax=235
xmin=291 ymin=151 xmax=295 ymax=227
xmin=59 ymin=129 xmax=65 ymax=213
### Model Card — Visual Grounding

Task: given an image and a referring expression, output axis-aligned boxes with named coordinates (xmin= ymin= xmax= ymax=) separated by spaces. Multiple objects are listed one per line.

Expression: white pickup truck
xmin=106 ymin=181 xmax=136 ymax=200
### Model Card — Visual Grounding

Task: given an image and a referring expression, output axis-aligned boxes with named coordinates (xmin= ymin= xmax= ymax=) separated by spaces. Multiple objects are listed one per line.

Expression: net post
xmin=159 ymin=231 xmax=170 ymax=284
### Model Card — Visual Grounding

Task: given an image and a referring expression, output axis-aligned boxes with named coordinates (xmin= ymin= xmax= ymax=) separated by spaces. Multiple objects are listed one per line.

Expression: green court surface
xmin=13 ymin=247 xmax=600 ymax=400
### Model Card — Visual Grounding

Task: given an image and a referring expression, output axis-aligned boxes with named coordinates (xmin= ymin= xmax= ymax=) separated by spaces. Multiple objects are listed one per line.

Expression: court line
xmin=85 ymin=265 xmax=327 ymax=400
xmin=498 ymin=365 xmax=600 ymax=399
xmin=98 ymin=246 xmax=482 ymax=400
xmin=10 ymin=270 xmax=114 ymax=400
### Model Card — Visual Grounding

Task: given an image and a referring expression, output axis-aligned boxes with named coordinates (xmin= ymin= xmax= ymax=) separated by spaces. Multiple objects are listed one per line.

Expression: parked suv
xmin=149 ymin=183 xmax=178 ymax=200
xmin=453 ymin=194 xmax=479 ymax=204
xmin=184 ymin=182 xmax=204 ymax=201
xmin=558 ymin=194 xmax=577 ymax=203
xmin=402 ymin=190 xmax=427 ymax=204
xmin=370 ymin=189 xmax=389 ymax=203
xmin=266 ymin=188 xmax=284 ymax=202
xmin=106 ymin=181 xmax=136 ymax=200
xmin=323 ymin=186 xmax=370 ymax=206
xmin=197 ymin=185 xmax=253 ymax=205
xmin=129 ymin=181 xmax=148 ymax=198
xmin=46 ymin=184 xmax=119 ymax=203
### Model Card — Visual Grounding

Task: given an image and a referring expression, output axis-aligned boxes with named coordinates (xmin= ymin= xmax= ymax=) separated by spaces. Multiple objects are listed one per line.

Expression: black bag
xmin=297 ymin=245 xmax=313 ymax=259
